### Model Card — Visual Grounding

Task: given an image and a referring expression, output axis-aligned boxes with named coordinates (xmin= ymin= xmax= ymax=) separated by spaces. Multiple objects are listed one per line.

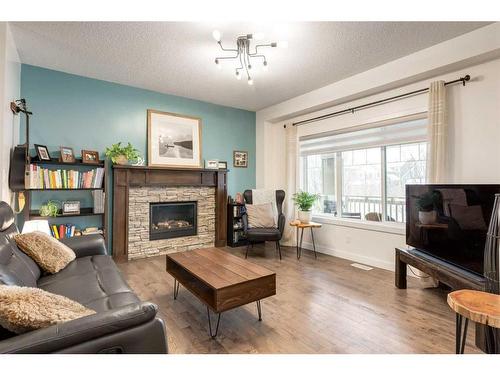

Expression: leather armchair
xmin=242 ymin=190 xmax=286 ymax=260
xmin=0 ymin=201 xmax=168 ymax=354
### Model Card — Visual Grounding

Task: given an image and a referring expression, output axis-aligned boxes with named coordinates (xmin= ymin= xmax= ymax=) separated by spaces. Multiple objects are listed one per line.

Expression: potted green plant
xmin=414 ymin=191 xmax=440 ymax=225
xmin=105 ymin=142 xmax=141 ymax=165
xmin=39 ymin=200 xmax=60 ymax=217
xmin=292 ymin=191 xmax=320 ymax=224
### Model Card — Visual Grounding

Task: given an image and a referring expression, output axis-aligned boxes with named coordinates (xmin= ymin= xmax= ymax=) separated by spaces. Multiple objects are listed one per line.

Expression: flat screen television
xmin=406 ymin=184 xmax=500 ymax=276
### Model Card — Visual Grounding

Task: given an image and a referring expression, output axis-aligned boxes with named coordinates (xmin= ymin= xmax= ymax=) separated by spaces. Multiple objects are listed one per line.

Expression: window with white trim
xmin=300 ymin=114 xmax=427 ymax=223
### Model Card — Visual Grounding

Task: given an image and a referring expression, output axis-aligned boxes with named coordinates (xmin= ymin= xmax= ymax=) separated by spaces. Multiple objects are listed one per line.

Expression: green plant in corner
xmin=39 ymin=200 xmax=60 ymax=217
xmin=105 ymin=142 xmax=140 ymax=165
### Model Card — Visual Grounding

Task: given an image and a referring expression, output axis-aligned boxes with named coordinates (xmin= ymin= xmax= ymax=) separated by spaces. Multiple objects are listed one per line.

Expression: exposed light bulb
xmin=248 ymin=78 xmax=254 ymax=86
xmin=236 ymin=71 xmax=241 ymax=80
xmin=212 ymin=30 xmax=222 ymax=42
xmin=277 ymin=41 xmax=288 ymax=49
xmin=263 ymin=61 xmax=268 ymax=71
xmin=253 ymin=32 xmax=264 ymax=41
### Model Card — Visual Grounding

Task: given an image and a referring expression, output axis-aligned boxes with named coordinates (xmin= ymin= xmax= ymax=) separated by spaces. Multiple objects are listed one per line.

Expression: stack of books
xmin=50 ymin=224 xmax=76 ymax=239
xmin=82 ymin=227 xmax=103 ymax=236
xmin=92 ymin=190 xmax=105 ymax=214
xmin=26 ymin=165 xmax=105 ymax=189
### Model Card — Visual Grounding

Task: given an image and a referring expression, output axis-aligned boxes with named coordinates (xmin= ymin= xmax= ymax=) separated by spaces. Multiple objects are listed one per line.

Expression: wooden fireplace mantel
xmin=112 ymin=165 xmax=228 ymax=262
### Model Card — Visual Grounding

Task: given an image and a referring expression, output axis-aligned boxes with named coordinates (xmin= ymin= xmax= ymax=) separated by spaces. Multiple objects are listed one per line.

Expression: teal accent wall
xmin=20 ymin=64 xmax=256 ymax=250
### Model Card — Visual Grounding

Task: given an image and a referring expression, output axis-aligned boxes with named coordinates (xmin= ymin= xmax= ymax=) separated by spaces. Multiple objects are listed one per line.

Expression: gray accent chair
xmin=242 ymin=190 xmax=286 ymax=260
xmin=0 ymin=201 xmax=167 ymax=354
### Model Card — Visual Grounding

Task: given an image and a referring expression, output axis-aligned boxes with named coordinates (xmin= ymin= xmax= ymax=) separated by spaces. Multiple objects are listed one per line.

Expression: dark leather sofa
xmin=0 ymin=201 xmax=167 ymax=354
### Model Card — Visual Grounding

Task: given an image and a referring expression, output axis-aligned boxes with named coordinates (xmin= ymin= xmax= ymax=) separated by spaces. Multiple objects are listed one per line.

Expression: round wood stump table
xmin=447 ymin=289 xmax=500 ymax=354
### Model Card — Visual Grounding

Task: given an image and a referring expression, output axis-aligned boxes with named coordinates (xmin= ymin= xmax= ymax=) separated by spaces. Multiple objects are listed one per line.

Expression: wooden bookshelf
xmin=227 ymin=202 xmax=248 ymax=247
xmin=23 ymin=156 xmax=108 ymax=240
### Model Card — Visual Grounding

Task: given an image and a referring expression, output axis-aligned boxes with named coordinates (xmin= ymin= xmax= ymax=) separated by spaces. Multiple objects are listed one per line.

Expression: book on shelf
xmin=91 ymin=190 xmax=105 ymax=214
xmin=49 ymin=224 xmax=100 ymax=239
xmin=26 ymin=164 xmax=104 ymax=189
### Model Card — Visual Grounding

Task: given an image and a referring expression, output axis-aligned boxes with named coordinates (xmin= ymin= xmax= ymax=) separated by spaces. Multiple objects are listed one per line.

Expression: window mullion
xmin=381 ymin=146 xmax=387 ymax=222
xmin=335 ymin=152 xmax=342 ymax=218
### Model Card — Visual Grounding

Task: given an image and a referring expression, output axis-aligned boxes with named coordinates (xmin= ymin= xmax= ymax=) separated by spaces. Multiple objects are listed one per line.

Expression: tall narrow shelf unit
xmin=227 ymin=202 xmax=248 ymax=247
xmin=23 ymin=156 xmax=108 ymax=239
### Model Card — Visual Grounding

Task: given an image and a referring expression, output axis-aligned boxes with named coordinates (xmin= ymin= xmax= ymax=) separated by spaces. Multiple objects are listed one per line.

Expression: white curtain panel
xmin=414 ymin=80 xmax=448 ymax=288
xmin=427 ymin=80 xmax=448 ymax=183
xmin=282 ymin=123 xmax=298 ymax=246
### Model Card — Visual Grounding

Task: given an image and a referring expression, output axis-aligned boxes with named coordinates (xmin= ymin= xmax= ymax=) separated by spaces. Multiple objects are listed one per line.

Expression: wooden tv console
xmin=395 ymin=247 xmax=488 ymax=352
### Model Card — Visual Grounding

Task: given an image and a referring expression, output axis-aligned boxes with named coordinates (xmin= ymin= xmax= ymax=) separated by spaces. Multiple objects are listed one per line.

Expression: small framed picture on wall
xmin=34 ymin=144 xmax=51 ymax=161
xmin=233 ymin=151 xmax=248 ymax=168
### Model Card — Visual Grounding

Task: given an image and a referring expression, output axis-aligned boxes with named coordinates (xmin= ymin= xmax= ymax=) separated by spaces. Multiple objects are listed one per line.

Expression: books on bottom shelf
xmin=92 ymin=190 xmax=105 ymax=214
xmin=49 ymin=224 xmax=103 ymax=239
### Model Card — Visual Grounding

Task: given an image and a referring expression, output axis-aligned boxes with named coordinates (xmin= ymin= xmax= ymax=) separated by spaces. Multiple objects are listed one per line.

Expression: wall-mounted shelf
xmin=30 ymin=157 xmax=105 ymax=167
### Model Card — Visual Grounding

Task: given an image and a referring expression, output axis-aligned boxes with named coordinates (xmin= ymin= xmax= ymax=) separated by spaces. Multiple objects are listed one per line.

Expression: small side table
xmin=289 ymin=220 xmax=322 ymax=260
xmin=447 ymin=289 xmax=500 ymax=354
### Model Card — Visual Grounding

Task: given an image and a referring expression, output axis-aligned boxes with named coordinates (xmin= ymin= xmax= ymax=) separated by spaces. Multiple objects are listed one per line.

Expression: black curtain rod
xmin=289 ymin=75 xmax=470 ymax=127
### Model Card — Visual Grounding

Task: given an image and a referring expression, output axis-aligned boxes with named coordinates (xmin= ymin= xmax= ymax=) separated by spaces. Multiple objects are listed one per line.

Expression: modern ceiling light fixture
xmin=213 ymin=30 xmax=287 ymax=85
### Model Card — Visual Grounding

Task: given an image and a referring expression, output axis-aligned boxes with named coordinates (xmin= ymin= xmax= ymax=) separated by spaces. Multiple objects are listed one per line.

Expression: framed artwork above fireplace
xmin=147 ymin=109 xmax=202 ymax=168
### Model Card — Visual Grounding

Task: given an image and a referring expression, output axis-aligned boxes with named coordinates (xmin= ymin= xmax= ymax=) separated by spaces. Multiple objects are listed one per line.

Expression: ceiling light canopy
xmin=213 ymin=31 xmax=286 ymax=85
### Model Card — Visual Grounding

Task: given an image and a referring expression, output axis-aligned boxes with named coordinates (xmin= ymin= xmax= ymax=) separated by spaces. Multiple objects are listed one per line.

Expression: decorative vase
xmin=298 ymin=210 xmax=312 ymax=224
xmin=115 ymin=155 xmax=128 ymax=165
xmin=418 ymin=210 xmax=437 ymax=225
xmin=483 ymin=194 xmax=500 ymax=353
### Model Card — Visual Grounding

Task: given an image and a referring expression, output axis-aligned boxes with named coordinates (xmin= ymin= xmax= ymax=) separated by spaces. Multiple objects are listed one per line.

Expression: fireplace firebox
xmin=150 ymin=201 xmax=197 ymax=240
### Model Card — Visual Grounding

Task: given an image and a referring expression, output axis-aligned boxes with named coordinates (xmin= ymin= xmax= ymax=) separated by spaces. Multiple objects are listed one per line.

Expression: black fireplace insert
xmin=149 ymin=201 xmax=197 ymax=240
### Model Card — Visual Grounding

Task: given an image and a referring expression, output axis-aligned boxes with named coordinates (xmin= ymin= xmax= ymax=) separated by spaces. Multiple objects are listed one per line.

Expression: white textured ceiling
xmin=10 ymin=22 xmax=490 ymax=111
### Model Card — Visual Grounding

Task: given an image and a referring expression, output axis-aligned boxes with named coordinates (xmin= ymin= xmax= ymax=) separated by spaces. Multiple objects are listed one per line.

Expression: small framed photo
xmin=218 ymin=161 xmax=228 ymax=169
xmin=204 ymin=159 xmax=219 ymax=169
xmin=62 ymin=201 xmax=80 ymax=215
xmin=82 ymin=150 xmax=100 ymax=164
xmin=233 ymin=151 xmax=248 ymax=168
xmin=60 ymin=146 xmax=76 ymax=163
xmin=34 ymin=144 xmax=51 ymax=161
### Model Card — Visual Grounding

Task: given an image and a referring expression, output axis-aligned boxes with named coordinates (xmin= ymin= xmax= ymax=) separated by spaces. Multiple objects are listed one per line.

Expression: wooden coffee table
xmin=166 ymin=247 xmax=276 ymax=338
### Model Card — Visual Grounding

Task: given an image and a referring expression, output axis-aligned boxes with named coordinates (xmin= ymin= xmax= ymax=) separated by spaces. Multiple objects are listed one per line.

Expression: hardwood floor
xmin=118 ymin=243 xmax=481 ymax=354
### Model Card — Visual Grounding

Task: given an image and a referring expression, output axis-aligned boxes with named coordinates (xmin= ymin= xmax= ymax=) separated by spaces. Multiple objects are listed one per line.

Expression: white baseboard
xmin=300 ymin=240 xmax=394 ymax=271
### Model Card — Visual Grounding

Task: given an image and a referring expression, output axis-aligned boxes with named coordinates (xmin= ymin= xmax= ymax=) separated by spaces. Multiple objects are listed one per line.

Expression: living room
xmin=1 ymin=1 xmax=499 ymax=372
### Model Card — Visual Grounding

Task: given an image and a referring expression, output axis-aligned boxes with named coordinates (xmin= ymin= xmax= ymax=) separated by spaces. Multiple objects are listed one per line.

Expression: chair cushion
xmin=246 ymin=203 xmax=276 ymax=228
xmin=246 ymin=227 xmax=281 ymax=241
xmin=37 ymin=255 xmax=139 ymax=313
xmin=0 ymin=285 xmax=95 ymax=334
xmin=14 ymin=232 xmax=75 ymax=274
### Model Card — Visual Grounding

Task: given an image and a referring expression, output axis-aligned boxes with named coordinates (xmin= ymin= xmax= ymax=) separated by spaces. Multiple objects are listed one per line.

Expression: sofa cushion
xmin=246 ymin=203 xmax=276 ymax=228
xmin=14 ymin=232 xmax=76 ymax=274
xmin=0 ymin=285 xmax=95 ymax=334
xmin=37 ymin=255 xmax=139 ymax=312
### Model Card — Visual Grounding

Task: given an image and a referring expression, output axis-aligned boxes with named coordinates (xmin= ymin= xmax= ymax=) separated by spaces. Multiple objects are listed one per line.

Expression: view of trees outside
xmin=302 ymin=142 xmax=427 ymax=223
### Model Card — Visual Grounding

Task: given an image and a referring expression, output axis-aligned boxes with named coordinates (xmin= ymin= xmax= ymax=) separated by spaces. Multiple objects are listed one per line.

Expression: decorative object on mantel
xmin=81 ymin=150 xmax=100 ymax=164
xmin=34 ymin=144 xmax=51 ymax=161
xmin=292 ymin=191 xmax=319 ymax=224
xmin=233 ymin=151 xmax=248 ymax=168
xmin=59 ymin=146 xmax=76 ymax=163
xmin=218 ymin=161 xmax=227 ymax=170
xmin=147 ymin=109 xmax=202 ymax=168
xmin=105 ymin=142 xmax=140 ymax=165
xmin=212 ymin=30 xmax=288 ymax=85
xmin=204 ymin=160 xmax=219 ymax=169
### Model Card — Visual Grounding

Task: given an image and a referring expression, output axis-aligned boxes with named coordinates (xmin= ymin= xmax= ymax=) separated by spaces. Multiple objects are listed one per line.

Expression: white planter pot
xmin=298 ymin=210 xmax=312 ymax=224
xmin=419 ymin=210 xmax=437 ymax=225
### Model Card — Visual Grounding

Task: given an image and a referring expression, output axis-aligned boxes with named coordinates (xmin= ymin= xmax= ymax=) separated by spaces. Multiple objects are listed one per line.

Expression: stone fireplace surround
xmin=112 ymin=165 xmax=227 ymax=262
xmin=128 ymin=186 xmax=215 ymax=260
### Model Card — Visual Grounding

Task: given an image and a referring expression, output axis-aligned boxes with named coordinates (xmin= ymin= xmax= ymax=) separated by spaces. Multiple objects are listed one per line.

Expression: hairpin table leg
xmin=207 ymin=306 xmax=222 ymax=339
xmin=173 ymin=279 xmax=180 ymax=300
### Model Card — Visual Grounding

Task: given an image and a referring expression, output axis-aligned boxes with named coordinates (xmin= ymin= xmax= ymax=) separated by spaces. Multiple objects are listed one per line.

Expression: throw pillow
xmin=246 ymin=203 xmax=276 ymax=228
xmin=14 ymin=231 xmax=76 ymax=274
xmin=448 ymin=204 xmax=487 ymax=230
xmin=0 ymin=285 xmax=95 ymax=334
